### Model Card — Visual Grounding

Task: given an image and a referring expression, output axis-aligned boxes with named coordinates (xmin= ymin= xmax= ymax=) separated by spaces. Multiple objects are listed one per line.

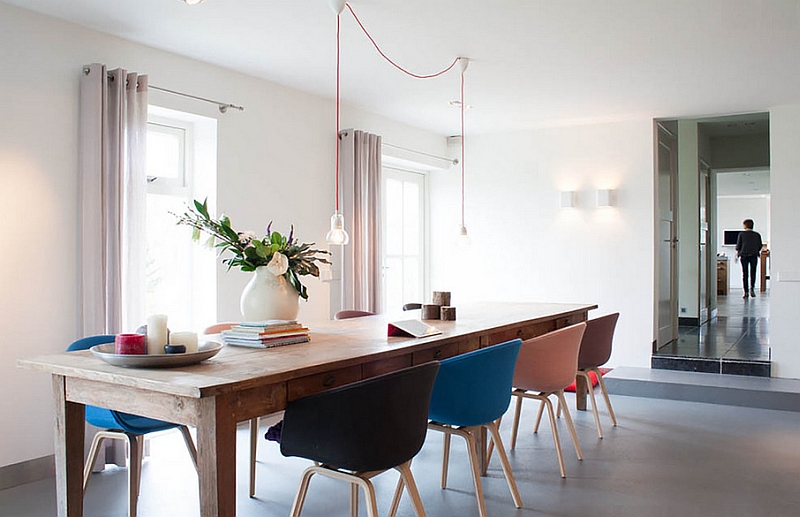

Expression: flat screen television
xmin=723 ymin=229 xmax=742 ymax=246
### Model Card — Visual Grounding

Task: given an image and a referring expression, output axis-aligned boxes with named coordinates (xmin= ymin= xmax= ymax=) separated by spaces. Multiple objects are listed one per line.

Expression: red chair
xmin=509 ymin=324 xmax=586 ymax=478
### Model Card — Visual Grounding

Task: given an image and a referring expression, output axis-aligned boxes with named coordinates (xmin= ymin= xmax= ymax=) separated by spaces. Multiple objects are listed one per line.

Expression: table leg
xmin=53 ymin=375 xmax=85 ymax=517
xmin=575 ymin=375 xmax=588 ymax=411
xmin=477 ymin=426 xmax=489 ymax=476
xmin=197 ymin=396 xmax=238 ymax=517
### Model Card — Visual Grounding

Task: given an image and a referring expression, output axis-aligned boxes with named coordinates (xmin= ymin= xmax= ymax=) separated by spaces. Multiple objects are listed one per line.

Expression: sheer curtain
xmin=79 ymin=64 xmax=148 ymax=336
xmin=340 ymin=130 xmax=382 ymax=314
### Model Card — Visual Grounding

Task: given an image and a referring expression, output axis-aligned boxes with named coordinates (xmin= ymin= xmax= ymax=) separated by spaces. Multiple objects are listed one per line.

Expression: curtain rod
xmin=382 ymin=142 xmax=458 ymax=165
xmin=82 ymin=67 xmax=244 ymax=113
xmin=148 ymin=85 xmax=244 ymax=114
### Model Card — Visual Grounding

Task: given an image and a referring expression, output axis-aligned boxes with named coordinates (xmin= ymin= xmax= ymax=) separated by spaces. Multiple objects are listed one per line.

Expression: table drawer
xmin=413 ymin=342 xmax=459 ymax=364
xmin=363 ymin=355 xmax=413 ymax=378
xmin=484 ymin=321 xmax=557 ymax=345
xmin=287 ymin=365 xmax=362 ymax=401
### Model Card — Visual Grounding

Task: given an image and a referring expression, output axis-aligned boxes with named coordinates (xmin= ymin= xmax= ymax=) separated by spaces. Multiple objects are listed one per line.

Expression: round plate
xmin=90 ymin=341 xmax=223 ymax=368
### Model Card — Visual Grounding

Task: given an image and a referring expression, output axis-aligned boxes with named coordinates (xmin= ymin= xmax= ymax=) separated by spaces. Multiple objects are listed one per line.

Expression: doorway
xmin=652 ymin=113 xmax=771 ymax=376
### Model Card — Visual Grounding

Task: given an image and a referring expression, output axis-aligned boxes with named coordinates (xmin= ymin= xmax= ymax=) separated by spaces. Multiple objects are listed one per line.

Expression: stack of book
xmin=221 ymin=320 xmax=310 ymax=348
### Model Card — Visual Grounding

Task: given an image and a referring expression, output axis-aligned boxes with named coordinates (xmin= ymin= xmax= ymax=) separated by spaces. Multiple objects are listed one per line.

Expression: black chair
xmin=280 ymin=362 xmax=440 ymax=517
xmin=403 ymin=303 xmax=422 ymax=311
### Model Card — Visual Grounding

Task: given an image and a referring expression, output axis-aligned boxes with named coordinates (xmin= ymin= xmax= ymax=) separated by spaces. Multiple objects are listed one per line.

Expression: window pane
xmin=403 ymin=182 xmax=420 ymax=255
xmin=403 ymin=258 xmax=421 ymax=304
xmin=384 ymin=257 xmax=404 ymax=313
xmin=385 ymin=178 xmax=404 ymax=256
xmin=145 ymin=194 xmax=194 ymax=331
xmin=147 ymin=126 xmax=184 ymax=182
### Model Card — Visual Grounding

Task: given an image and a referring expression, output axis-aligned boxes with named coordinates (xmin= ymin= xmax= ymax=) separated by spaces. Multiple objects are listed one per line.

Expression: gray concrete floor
xmin=2 ymin=393 xmax=800 ymax=517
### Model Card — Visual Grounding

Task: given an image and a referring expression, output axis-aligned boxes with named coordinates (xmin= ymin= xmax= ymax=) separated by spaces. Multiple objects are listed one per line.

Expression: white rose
xmin=266 ymin=252 xmax=289 ymax=276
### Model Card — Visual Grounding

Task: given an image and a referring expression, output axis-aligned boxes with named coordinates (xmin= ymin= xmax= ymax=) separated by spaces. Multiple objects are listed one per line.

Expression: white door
xmin=657 ymin=124 xmax=679 ymax=348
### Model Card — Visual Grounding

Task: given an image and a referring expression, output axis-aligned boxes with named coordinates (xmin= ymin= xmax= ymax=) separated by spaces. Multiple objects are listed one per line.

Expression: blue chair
xmin=390 ymin=339 xmax=523 ymax=517
xmin=68 ymin=335 xmax=198 ymax=517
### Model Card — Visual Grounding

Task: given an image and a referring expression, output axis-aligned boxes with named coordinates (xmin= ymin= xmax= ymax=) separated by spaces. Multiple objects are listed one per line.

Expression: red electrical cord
xmin=461 ymin=68 xmax=465 ymax=228
xmin=335 ymin=13 xmax=341 ymax=212
xmin=345 ymin=3 xmax=461 ymax=79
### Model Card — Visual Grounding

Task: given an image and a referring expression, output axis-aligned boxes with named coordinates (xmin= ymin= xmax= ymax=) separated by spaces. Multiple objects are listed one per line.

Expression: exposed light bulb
xmin=326 ymin=211 xmax=350 ymax=245
xmin=181 ymin=0 xmax=206 ymax=4
xmin=456 ymin=225 xmax=471 ymax=247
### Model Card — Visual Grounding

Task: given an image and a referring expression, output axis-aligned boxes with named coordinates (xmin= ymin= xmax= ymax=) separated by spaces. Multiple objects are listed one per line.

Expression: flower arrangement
xmin=175 ymin=199 xmax=330 ymax=300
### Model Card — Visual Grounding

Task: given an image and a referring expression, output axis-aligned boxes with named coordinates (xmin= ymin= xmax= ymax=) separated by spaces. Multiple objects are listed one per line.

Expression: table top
xmin=18 ymin=302 xmax=595 ymax=400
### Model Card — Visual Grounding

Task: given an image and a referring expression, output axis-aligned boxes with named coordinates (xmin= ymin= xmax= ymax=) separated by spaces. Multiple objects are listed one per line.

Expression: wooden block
xmin=432 ymin=291 xmax=451 ymax=306
xmin=440 ymin=306 xmax=457 ymax=320
xmin=422 ymin=304 xmax=441 ymax=319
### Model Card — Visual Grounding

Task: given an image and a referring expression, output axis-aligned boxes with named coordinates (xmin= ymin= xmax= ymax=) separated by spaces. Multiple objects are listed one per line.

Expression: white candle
xmin=146 ymin=314 xmax=168 ymax=355
xmin=169 ymin=331 xmax=198 ymax=354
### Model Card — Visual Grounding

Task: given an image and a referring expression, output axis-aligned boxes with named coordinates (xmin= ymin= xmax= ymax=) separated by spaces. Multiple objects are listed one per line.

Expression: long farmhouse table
xmin=19 ymin=302 xmax=596 ymax=517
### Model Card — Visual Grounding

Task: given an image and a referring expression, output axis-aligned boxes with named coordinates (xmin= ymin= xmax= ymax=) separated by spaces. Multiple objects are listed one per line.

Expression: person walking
xmin=735 ymin=219 xmax=763 ymax=299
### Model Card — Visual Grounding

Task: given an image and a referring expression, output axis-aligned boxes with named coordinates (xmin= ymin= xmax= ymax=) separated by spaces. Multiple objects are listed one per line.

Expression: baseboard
xmin=0 ymin=455 xmax=54 ymax=491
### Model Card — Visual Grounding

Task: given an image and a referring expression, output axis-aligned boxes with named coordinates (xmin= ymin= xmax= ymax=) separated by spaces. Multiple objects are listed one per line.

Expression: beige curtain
xmin=79 ymin=64 xmax=148 ymax=335
xmin=340 ymin=130 xmax=382 ymax=313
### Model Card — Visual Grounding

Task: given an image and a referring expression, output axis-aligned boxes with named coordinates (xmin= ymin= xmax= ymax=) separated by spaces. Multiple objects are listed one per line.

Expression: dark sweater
xmin=736 ymin=230 xmax=763 ymax=257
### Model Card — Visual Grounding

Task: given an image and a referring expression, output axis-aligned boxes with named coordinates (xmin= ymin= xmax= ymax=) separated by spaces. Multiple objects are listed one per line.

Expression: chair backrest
xmin=67 ymin=335 xmax=177 ymax=434
xmin=67 ymin=334 xmax=116 ymax=352
xmin=334 ymin=310 xmax=375 ymax=320
xmin=280 ymin=362 xmax=440 ymax=472
xmin=203 ymin=322 xmax=238 ymax=334
xmin=428 ymin=339 xmax=522 ymax=428
xmin=513 ymin=323 xmax=586 ymax=393
xmin=578 ymin=313 xmax=619 ymax=370
xmin=402 ymin=303 xmax=422 ymax=311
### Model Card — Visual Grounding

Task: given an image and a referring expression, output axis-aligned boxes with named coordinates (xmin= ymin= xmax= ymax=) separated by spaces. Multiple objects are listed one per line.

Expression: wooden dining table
xmin=19 ymin=301 xmax=596 ymax=517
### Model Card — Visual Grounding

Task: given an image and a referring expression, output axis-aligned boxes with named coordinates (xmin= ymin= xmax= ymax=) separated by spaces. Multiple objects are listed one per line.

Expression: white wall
xmin=717 ymin=196 xmax=770 ymax=290
xmin=769 ymin=105 xmax=800 ymax=379
xmin=428 ymin=119 xmax=655 ymax=370
xmin=0 ymin=3 xmax=445 ymax=469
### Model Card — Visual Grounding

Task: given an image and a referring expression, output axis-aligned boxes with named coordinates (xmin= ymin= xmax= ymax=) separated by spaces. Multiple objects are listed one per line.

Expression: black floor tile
xmin=653 ymin=291 xmax=770 ymax=377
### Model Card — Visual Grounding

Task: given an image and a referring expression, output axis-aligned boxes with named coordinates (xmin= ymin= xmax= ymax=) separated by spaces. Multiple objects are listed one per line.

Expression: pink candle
xmin=115 ymin=334 xmax=146 ymax=355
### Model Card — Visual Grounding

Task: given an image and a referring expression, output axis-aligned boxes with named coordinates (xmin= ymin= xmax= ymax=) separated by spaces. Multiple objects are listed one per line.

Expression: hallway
xmin=653 ymin=288 xmax=770 ymax=376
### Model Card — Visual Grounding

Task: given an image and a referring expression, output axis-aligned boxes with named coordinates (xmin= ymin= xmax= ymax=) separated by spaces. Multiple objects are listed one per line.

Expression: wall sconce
xmin=596 ymin=189 xmax=616 ymax=207
xmin=560 ymin=191 xmax=577 ymax=208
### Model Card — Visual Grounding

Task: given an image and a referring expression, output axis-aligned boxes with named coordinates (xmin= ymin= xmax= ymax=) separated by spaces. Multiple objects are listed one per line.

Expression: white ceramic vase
xmin=240 ymin=266 xmax=300 ymax=321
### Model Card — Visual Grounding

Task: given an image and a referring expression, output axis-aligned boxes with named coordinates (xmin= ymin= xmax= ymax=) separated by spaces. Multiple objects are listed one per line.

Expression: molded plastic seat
xmin=334 ymin=310 xmax=376 ymax=320
xmin=67 ymin=335 xmax=198 ymax=517
xmin=509 ymin=323 xmax=586 ymax=478
xmin=280 ymin=362 xmax=440 ymax=517
xmin=576 ymin=313 xmax=620 ymax=438
xmin=402 ymin=303 xmax=422 ymax=311
xmin=390 ymin=339 xmax=523 ymax=517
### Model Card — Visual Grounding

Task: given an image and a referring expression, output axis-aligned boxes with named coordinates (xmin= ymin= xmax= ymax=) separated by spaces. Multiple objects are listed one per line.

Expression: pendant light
xmin=456 ymin=58 xmax=471 ymax=247
xmin=326 ymin=0 xmax=350 ymax=245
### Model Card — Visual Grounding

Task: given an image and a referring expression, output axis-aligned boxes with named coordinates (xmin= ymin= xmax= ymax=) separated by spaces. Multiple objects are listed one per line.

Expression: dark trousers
xmin=741 ymin=255 xmax=758 ymax=291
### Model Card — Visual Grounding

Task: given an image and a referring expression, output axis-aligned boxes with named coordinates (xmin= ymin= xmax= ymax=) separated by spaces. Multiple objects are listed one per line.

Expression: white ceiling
xmin=5 ymin=0 xmax=800 ymax=135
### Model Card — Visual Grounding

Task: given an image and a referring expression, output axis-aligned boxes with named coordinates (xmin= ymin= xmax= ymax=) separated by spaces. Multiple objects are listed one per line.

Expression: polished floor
xmin=3 ymin=393 xmax=800 ymax=517
xmin=653 ymin=288 xmax=770 ymax=373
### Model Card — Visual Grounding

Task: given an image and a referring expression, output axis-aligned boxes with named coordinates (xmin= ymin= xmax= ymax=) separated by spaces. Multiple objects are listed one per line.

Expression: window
xmin=143 ymin=107 xmax=217 ymax=332
xmin=382 ymin=168 xmax=426 ymax=311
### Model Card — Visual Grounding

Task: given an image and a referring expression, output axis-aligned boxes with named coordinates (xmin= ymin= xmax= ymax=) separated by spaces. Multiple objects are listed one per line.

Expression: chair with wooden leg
xmin=334 ymin=310 xmax=376 ymax=320
xmin=68 ymin=335 xmax=198 ymax=517
xmin=280 ymin=362 xmax=440 ymax=517
xmin=509 ymin=323 xmax=586 ymax=478
xmin=390 ymin=339 xmax=524 ymax=517
xmin=575 ymin=313 xmax=620 ymax=438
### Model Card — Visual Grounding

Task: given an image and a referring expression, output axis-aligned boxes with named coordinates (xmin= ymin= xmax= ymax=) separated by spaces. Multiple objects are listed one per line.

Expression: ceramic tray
xmin=90 ymin=341 xmax=223 ymax=368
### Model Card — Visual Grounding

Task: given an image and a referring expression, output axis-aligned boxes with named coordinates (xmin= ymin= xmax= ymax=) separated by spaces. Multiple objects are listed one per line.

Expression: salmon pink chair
xmin=510 ymin=323 xmax=586 ymax=478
